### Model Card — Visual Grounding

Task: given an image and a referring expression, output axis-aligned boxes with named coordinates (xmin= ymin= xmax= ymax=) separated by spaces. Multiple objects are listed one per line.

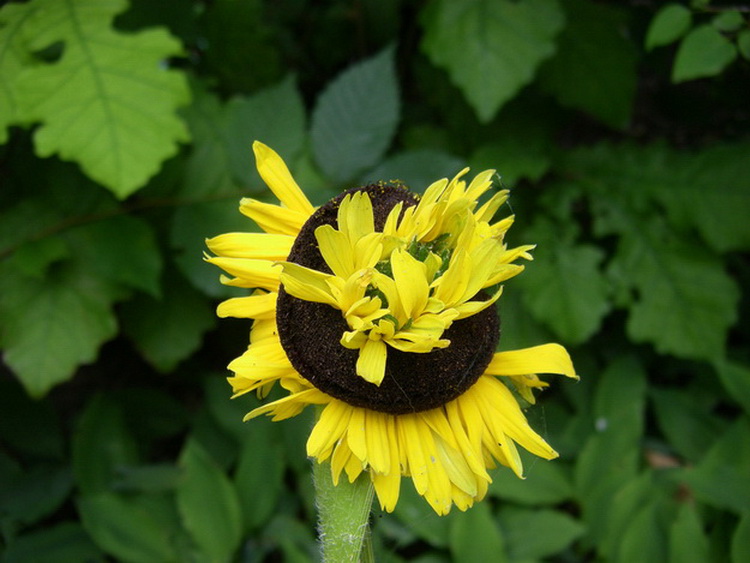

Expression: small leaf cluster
xmin=1 ymin=0 xmax=749 ymax=561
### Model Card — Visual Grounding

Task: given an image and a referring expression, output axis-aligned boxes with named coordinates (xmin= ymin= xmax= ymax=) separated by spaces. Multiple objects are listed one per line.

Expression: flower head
xmin=206 ymin=142 xmax=577 ymax=515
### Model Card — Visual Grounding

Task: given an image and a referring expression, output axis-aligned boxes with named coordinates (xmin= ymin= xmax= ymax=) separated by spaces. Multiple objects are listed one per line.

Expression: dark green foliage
xmin=1 ymin=0 xmax=748 ymax=561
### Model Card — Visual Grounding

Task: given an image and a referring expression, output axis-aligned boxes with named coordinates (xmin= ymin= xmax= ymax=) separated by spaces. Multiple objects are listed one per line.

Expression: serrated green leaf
xmin=449 ymin=502 xmax=507 ymax=562
xmin=519 ymin=219 xmax=610 ymax=343
xmin=421 ymin=0 xmax=564 ymax=122
xmin=65 ymin=215 xmax=162 ymax=297
xmin=363 ymin=149 xmax=465 ymax=192
xmin=669 ymin=503 xmax=710 ymax=563
xmin=15 ymin=0 xmax=190 ymax=197
xmin=72 ymin=395 xmax=139 ymax=495
xmin=732 ymin=513 xmax=750 ymax=563
xmin=0 ymin=1 xmax=36 ymax=143
xmin=500 ymin=506 xmax=585 ymax=560
xmin=714 ymin=359 xmax=750 ymax=413
xmin=0 ymin=262 xmax=123 ymax=398
xmin=120 ymin=274 xmax=214 ymax=372
xmin=1 ymin=522 xmax=103 ymax=563
xmin=672 ymin=25 xmax=737 ymax=82
xmin=539 ymin=0 xmax=637 ymax=129
xmin=684 ymin=417 xmax=750 ymax=514
xmin=645 ymin=4 xmax=692 ymax=50
xmin=177 ymin=439 xmax=243 ymax=563
xmin=77 ymin=492 xmax=180 ymax=563
xmin=618 ymin=222 xmax=738 ymax=361
xmin=311 ymin=46 xmax=399 ymax=183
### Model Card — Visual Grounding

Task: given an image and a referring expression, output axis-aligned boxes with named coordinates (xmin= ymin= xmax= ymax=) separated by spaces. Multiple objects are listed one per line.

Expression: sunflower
xmin=206 ymin=142 xmax=577 ymax=516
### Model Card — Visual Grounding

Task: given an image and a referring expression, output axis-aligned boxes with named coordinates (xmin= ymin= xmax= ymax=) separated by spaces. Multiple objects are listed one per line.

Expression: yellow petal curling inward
xmin=252 ymin=141 xmax=315 ymax=215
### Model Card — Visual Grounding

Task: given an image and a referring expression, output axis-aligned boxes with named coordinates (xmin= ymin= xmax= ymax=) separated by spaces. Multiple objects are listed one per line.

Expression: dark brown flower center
xmin=276 ymin=184 xmax=500 ymax=414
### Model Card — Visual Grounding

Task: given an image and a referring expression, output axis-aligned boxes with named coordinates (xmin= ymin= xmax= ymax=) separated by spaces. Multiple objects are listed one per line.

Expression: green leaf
xmin=711 ymin=10 xmax=744 ymax=33
xmin=684 ymin=417 xmax=750 ymax=514
xmin=112 ymin=464 xmax=183 ymax=494
xmin=500 ymin=506 xmax=585 ymax=560
xmin=616 ymin=222 xmax=738 ymax=361
xmin=234 ymin=420 xmax=284 ymax=531
xmin=538 ymin=0 xmax=637 ymax=129
xmin=176 ymin=439 xmax=243 ymax=563
xmin=78 ymin=492 xmax=181 ymax=562
xmin=449 ymin=502 xmax=507 ymax=562
xmin=669 ymin=503 xmax=710 ymax=563
xmin=120 ymin=274 xmax=214 ymax=372
xmin=0 ymin=464 xmax=72 ymax=527
xmin=615 ymin=494 xmax=670 ymax=563
xmin=421 ymin=0 xmax=564 ymax=122
xmin=651 ymin=388 xmax=725 ymax=462
xmin=363 ymin=149 xmax=465 ymax=192
xmin=1 ymin=522 xmax=103 ymax=563
xmin=72 ymin=394 xmax=139 ymax=495
xmin=15 ymin=0 xmax=190 ymax=197
xmin=65 ymin=215 xmax=162 ymax=297
xmin=519 ymin=218 xmax=610 ymax=343
xmin=645 ymin=4 xmax=692 ymax=50
xmin=393 ymin=484 xmax=451 ymax=548
xmin=738 ymin=29 xmax=750 ymax=60
xmin=469 ymin=135 xmax=551 ymax=186
xmin=732 ymin=513 xmax=750 ymax=563
xmin=489 ymin=453 xmax=574 ymax=505
xmin=0 ymin=378 xmax=64 ymax=459
xmin=672 ymin=25 xmax=737 ymax=83
xmin=714 ymin=359 xmax=750 ymax=413
xmin=0 ymin=1 xmax=36 ymax=143
xmin=0 ymin=262 xmax=123 ymax=398
xmin=310 ymin=46 xmax=400 ymax=183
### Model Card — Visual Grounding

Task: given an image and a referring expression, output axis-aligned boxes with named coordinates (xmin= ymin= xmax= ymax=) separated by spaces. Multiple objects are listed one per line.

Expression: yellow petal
xmin=205 ymin=256 xmax=280 ymax=290
xmin=484 ymin=344 xmax=578 ymax=379
xmin=253 ymin=141 xmax=315 ymax=215
xmin=216 ymin=292 xmax=277 ymax=319
xmin=279 ymin=262 xmax=338 ymax=306
xmin=391 ymin=249 xmax=429 ymax=317
xmin=239 ymin=198 xmax=309 ymax=236
xmin=356 ymin=338 xmax=388 ymax=386
xmin=315 ymin=224 xmax=354 ymax=278
xmin=307 ymin=401 xmax=352 ymax=459
xmin=206 ymin=232 xmax=293 ymax=260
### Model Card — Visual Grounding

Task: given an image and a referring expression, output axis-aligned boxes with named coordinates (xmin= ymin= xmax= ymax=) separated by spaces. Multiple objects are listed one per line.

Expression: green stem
xmin=312 ymin=459 xmax=375 ymax=562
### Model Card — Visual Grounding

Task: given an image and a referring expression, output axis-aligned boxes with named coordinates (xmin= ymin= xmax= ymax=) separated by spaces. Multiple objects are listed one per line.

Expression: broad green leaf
xmin=0 ymin=262 xmax=123 ymax=398
xmin=15 ymin=0 xmax=190 ymax=197
xmin=739 ymin=29 xmax=750 ymax=60
xmin=684 ymin=417 xmax=750 ymax=514
xmin=363 ymin=149 xmax=465 ymax=192
xmin=489 ymin=453 xmax=573 ymax=505
xmin=651 ymin=387 xmax=725 ymax=462
xmin=669 ymin=503 xmax=710 ymax=563
xmin=538 ymin=0 xmax=637 ymax=129
xmin=120 ymin=274 xmax=215 ymax=372
xmin=72 ymin=395 xmax=139 ymax=495
xmin=616 ymin=495 xmax=670 ymax=563
xmin=393 ymin=483 xmax=451 ymax=548
xmin=672 ymin=25 xmax=737 ymax=83
xmin=470 ymin=135 xmax=551 ymax=186
xmin=117 ymin=387 xmax=189 ymax=441
xmin=225 ymin=75 xmax=307 ymax=189
xmin=711 ymin=10 xmax=744 ymax=32
xmin=645 ymin=4 xmax=692 ymax=50
xmin=500 ymin=506 xmax=585 ymax=560
xmin=0 ymin=464 xmax=72 ymax=527
xmin=732 ymin=513 xmax=750 ymax=563
xmin=176 ymin=439 xmax=243 ymax=563
xmin=714 ymin=359 xmax=750 ymax=413
xmin=1 ymin=522 xmax=103 ymax=563
xmin=616 ymin=222 xmax=738 ymax=361
xmin=77 ymin=492 xmax=180 ymax=563
xmin=519 ymin=218 xmax=610 ymax=343
xmin=234 ymin=420 xmax=284 ymax=531
xmin=0 ymin=1 xmax=35 ymax=143
xmin=0 ymin=378 xmax=64 ymax=459
xmin=111 ymin=464 xmax=183 ymax=494
xmin=496 ymin=287 xmax=557 ymax=353
xmin=421 ymin=0 xmax=564 ymax=122
xmin=449 ymin=502 xmax=507 ymax=562
xmin=310 ymin=46 xmax=400 ymax=183
xmin=65 ymin=215 xmax=162 ymax=297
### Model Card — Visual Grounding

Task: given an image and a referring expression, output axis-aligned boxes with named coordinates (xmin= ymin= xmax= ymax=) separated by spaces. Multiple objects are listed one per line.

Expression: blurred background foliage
xmin=1 ymin=0 xmax=749 ymax=561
